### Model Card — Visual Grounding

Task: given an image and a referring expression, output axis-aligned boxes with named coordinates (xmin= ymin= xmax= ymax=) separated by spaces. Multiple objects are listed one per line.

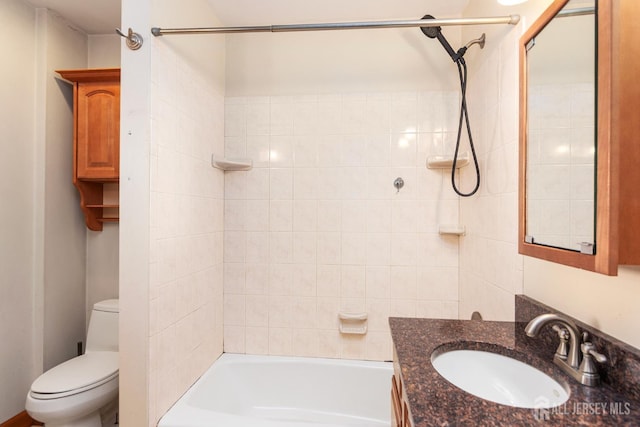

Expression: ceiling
xmin=26 ymin=0 xmax=121 ymax=34
xmin=24 ymin=0 xmax=469 ymax=35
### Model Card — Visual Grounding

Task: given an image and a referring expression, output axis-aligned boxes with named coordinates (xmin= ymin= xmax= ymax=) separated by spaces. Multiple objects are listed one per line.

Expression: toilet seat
xmin=30 ymin=351 xmax=118 ymax=400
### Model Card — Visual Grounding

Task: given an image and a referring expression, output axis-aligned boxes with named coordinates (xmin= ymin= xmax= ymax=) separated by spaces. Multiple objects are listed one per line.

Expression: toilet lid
xmin=31 ymin=351 xmax=118 ymax=395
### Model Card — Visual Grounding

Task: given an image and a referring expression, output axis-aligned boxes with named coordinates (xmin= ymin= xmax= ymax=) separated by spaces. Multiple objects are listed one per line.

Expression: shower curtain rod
xmin=557 ymin=7 xmax=595 ymax=18
xmin=151 ymin=15 xmax=520 ymax=36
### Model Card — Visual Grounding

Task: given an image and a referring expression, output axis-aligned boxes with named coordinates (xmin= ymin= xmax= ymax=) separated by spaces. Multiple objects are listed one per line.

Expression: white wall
xmin=0 ymin=2 xmax=96 ymax=421
xmin=461 ymin=0 xmax=640 ymax=350
xmin=88 ymin=34 xmax=121 ymax=68
xmin=225 ymin=26 xmax=460 ymax=96
xmin=525 ymin=261 xmax=640 ymax=348
xmin=37 ymin=8 xmax=89 ymax=372
xmin=86 ymin=35 xmax=120 ymax=327
xmin=86 ymin=226 xmax=119 ymax=322
xmin=0 ymin=0 xmax=37 ymax=421
xmin=119 ymin=0 xmax=151 ymax=422
xmin=120 ymin=0 xmax=226 ymax=425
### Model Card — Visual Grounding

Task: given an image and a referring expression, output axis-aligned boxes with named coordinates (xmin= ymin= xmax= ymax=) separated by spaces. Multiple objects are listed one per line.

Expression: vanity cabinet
xmin=57 ymin=68 xmax=120 ymax=231
xmin=391 ymin=350 xmax=414 ymax=427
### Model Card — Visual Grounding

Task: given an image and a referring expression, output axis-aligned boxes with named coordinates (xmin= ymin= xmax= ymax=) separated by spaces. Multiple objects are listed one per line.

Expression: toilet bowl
xmin=26 ymin=299 xmax=119 ymax=427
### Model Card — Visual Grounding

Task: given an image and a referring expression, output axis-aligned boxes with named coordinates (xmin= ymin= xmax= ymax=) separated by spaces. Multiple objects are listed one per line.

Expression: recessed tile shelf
xmin=426 ymin=151 xmax=470 ymax=169
xmin=211 ymin=156 xmax=253 ymax=171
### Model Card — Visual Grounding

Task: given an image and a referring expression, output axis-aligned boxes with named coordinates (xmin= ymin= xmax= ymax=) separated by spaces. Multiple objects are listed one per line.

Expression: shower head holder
xmin=420 ymin=15 xmax=486 ymax=62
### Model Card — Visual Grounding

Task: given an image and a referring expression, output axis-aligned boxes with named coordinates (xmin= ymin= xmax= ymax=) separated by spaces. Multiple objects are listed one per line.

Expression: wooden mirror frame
xmin=519 ymin=0 xmax=619 ymax=275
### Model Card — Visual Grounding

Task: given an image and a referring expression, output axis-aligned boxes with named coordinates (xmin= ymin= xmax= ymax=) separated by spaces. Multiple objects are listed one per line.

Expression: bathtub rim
xmin=158 ymin=352 xmax=393 ymax=427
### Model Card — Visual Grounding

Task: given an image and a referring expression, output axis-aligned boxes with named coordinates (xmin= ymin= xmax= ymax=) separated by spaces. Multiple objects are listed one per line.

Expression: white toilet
xmin=26 ymin=299 xmax=119 ymax=427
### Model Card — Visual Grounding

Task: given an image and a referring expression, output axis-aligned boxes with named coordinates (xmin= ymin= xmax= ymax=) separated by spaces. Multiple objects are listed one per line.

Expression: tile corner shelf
xmin=211 ymin=156 xmax=253 ymax=171
xmin=426 ymin=152 xmax=470 ymax=169
xmin=438 ymin=225 xmax=466 ymax=236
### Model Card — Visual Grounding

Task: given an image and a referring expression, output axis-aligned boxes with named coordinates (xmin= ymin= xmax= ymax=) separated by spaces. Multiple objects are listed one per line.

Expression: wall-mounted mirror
xmin=525 ymin=0 xmax=595 ymax=252
xmin=519 ymin=0 xmax=640 ymax=276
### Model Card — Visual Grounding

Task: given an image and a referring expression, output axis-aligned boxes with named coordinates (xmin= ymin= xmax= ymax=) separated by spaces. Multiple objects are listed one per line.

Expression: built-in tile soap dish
xmin=426 ymin=152 xmax=470 ymax=169
xmin=338 ymin=312 xmax=368 ymax=335
xmin=211 ymin=156 xmax=253 ymax=171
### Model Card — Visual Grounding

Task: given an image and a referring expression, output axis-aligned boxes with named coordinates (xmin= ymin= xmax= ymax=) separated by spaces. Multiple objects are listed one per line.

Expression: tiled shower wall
xmin=458 ymin=15 xmax=524 ymax=321
xmin=148 ymin=42 xmax=225 ymax=422
xmin=223 ymin=92 xmax=462 ymax=361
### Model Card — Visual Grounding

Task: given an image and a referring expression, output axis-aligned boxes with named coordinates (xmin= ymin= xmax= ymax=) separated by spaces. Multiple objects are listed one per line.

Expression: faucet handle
xmin=584 ymin=343 xmax=607 ymax=364
xmin=580 ymin=332 xmax=607 ymax=363
xmin=580 ymin=333 xmax=608 ymax=364
xmin=589 ymin=349 xmax=608 ymax=364
xmin=552 ymin=325 xmax=569 ymax=359
xmin=579 ymin=340 xmax=608 ymax=379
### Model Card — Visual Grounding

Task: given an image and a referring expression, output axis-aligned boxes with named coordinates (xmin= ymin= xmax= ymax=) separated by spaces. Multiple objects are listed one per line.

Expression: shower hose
xmin=451 ymin=57 xmax=481 ymax=197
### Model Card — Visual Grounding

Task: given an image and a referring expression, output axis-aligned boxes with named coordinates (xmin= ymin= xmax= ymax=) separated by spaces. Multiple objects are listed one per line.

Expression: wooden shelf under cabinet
xmin=72 ymin=180 xmax=119 ymax=230
xmin=99 ymin=218 xmax=119 ymax=223
xmin=57 ymin=68 xmax=120 ymax=231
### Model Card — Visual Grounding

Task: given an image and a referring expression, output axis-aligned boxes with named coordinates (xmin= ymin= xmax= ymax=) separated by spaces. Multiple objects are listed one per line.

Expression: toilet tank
xmin=86 ymin=299 xmax=119 ymax=352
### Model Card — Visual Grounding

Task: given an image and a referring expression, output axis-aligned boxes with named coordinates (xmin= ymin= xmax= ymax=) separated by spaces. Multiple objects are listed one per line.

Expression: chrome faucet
xmin=525 ymin=313 xmax=607 ymax=386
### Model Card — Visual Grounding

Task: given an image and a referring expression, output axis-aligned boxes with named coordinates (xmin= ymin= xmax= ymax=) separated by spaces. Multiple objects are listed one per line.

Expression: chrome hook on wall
xmin=116 ymin=27 xmax=143 ymax=51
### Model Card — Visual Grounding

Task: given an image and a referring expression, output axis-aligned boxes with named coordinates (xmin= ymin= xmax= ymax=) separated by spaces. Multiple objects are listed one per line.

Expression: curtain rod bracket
xmin=116 ymin=27 xmax=144 ymax=50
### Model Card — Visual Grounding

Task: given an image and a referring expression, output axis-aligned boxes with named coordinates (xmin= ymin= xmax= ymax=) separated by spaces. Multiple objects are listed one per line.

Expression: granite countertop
xmin=389 ymin=317 xmax=640 ymax=426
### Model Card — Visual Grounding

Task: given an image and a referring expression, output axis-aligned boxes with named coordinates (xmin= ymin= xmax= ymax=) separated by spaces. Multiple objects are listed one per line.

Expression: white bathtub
xmin=158 ymin=353 xmax=393 ymax=427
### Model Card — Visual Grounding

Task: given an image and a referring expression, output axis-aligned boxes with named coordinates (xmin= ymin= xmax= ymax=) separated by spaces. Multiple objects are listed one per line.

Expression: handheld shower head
xmin=420 ymin=14 xmax=484 ymax=197
xmin=420 ymin=14 xmax=441 ymax=39
xmin=420 ymin=15 xmax=459 ymax=62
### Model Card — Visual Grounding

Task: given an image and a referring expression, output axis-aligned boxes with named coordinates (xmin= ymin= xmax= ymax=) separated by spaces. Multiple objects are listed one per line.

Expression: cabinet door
xmin=391 ymin=375 xmax=403 ymax=427
xmin=77 ymin=81 xmax=120 ymax=179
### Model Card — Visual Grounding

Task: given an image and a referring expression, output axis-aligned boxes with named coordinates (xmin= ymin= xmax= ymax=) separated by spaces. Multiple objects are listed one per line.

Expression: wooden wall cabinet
xmin=519 ymin=0 xmax=640 ymax=275
xmin=57 ymin=68 xmax=120 ymax=231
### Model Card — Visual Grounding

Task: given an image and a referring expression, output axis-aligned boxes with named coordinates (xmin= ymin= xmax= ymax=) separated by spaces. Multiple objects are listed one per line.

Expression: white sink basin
xmin=431 ymin=349 xmax=569 ymax=408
